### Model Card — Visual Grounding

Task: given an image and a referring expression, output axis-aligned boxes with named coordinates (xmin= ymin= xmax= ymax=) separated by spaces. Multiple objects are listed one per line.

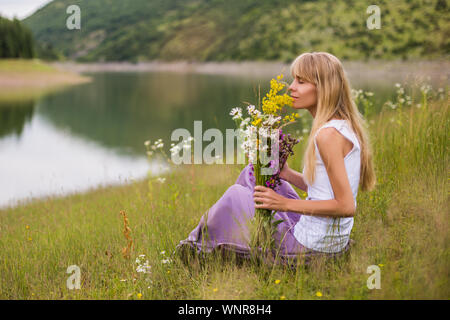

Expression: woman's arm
xmin=286 ymin=127 xmax=356 ymax=217
xmin=279 ymin=162 xmax=308 ymax=192
xmin=254 ymin=127 xmax=356 ymax=218
xmin=285 ymin=198 xmax=354 ymax=218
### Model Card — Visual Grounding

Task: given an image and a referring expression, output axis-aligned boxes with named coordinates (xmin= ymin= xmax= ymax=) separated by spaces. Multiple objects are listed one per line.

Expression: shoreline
xmin=53 ymin=59 xmax=450 ymax=74
xmin=0 ymin=59 xmax=91 ymax=102
xmin=52 ymin=60 xmax=291 ymax=77
xmin=52 ymin=59 xmax=450 ymax=85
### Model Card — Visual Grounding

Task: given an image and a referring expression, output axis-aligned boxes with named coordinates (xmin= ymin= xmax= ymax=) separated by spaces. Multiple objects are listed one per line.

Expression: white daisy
xmin=230 ymin=107 xmax=242 ymax=119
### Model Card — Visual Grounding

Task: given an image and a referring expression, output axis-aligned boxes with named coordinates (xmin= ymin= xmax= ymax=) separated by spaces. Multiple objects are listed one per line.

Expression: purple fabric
xmin=177 ymin=164 xmax=351 ymax=265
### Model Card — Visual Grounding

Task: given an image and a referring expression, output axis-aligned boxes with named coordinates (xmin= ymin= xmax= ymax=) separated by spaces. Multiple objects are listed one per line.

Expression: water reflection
xmin=0 ymin=112 xmax=164 ymax=209
xmin=37 ymin=72 xmax=270 ymax=155
xmin=0 ymin=100 xmax=35 ymax=138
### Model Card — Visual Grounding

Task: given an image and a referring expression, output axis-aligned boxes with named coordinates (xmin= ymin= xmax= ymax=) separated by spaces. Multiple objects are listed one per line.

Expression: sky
xmin=0 ymin=0 xmax=53 ymax=20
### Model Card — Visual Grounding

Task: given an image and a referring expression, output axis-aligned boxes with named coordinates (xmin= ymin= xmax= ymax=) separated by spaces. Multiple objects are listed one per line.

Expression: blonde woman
xmin=177 ymin=52 xmax=376 ymax=264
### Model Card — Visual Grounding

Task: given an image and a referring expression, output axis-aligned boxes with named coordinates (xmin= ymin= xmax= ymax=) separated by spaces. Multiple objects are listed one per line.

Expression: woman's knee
xmin=227 ymin=184 xmax=250 ymax=195
xmin=206 ymin=184 xmax=252 ymax=225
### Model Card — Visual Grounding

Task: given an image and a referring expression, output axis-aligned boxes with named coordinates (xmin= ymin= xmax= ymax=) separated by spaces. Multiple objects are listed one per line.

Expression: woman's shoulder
xmin=315 ymin=119 xmax=345 ymax=134
xmin=315 ymin=119 xmax=350 ymax=141
xmin=315 ymin=126 xmax=350 ymax=151
xmin=315 ymin=120 xmax=360 ymax=158
xmin=318 ymin=119 xmax=358 ymax=144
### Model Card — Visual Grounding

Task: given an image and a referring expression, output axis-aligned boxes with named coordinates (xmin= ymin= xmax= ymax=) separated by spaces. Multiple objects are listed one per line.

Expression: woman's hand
xmin=253 ymin=185 xmax=290 ymax=212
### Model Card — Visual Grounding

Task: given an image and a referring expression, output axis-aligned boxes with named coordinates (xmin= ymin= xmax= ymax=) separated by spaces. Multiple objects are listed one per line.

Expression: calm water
xmin=0 ymin=67 xmax=446 ymax=208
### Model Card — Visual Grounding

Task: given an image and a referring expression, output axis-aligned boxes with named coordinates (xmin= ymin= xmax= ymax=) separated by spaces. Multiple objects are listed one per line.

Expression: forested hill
xmin=23 ymin=0 xmax=449 ymax=62
xmin=0 ymin=16 xmax=34 ymax=58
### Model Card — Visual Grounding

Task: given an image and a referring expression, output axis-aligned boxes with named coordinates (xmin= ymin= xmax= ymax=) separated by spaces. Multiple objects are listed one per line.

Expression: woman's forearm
xmin=285 ymin=198 xmax=355 ymax=218
xmin=282 ymin=168 xmax=308 ymax=192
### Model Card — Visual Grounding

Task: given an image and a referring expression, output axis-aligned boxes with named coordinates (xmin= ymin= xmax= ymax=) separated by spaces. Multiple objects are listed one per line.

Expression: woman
xmin=177 ymin=52 xmax=376 ymax=265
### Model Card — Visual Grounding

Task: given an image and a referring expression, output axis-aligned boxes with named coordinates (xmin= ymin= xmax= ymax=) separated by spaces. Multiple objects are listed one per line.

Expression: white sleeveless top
xmin=293 ymin=119 xmax=361 ymax=253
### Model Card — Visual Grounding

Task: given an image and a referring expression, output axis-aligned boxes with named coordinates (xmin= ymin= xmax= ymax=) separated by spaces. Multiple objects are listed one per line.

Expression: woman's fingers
xmin=253 ymin=186 xmax=274 ymax=208
xmin=254 ymin=186 xmax=270 ymax=195
xmin=254 ymin=185 xmax=269 ymax=191
xmin=253 ymin=197 xmax=265 ymax=203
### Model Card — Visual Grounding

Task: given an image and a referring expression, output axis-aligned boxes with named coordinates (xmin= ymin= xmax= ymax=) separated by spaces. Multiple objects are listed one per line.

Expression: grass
xmin=0 ymin=84 xmax=448 ymax=300
xmin=0 ymin=59 xmax=57 ymax=73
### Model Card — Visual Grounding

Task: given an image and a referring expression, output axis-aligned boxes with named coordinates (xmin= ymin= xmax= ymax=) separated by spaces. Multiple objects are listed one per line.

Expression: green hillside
xmin=24 ymin=0 xmax=449 ymax=62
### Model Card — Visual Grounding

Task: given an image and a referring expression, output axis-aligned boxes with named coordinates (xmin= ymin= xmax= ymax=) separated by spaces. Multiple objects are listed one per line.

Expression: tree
xmin=0 ymin=16 xmax=35 ymax=58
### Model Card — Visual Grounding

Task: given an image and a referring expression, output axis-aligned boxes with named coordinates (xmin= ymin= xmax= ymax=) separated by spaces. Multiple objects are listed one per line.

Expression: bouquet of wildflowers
xmin=229 ymin=74 xmax=300 ymax=257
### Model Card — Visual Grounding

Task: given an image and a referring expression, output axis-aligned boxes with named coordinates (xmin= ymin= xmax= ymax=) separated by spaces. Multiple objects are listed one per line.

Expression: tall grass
xmin=0 ymin=84 xmax=448 ymax=299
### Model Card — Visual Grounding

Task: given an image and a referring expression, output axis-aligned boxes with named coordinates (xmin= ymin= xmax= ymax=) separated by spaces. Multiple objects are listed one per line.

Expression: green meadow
xmin=0 ymin=59 xmax=57 ymax=73
xmin=0 ymin=83 xmax=448 ymax=299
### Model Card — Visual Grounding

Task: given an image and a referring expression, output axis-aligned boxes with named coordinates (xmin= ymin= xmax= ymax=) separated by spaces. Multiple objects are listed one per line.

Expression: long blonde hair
xmin=290 ymin=52 xmax=376 ymax=192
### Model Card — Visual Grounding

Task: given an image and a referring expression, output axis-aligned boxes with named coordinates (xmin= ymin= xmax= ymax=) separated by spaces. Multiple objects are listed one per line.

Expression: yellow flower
xmin=25 ymin=225 xmax=30 ymax=229
xmin=316 ymin=291 xmax=323 ymax=297
xmin=251 ymin=118 xmax=262 ymax=126
xmin=137 ymin=293 xmax=143 ymax=299
xmin=282 ymin=112 xmax=299 ymax=124
xmin=27 ymin=237 xmax=32 ymax=241
xmin=213 ymin=288 xmax=218 ymax=293
xmin=261 ymin=75 xmax=293 ymax=115
xmin=274 ymin=279 xmax=281 ymax=284
xmin=280 ymin=295 xmax=286 ymax=300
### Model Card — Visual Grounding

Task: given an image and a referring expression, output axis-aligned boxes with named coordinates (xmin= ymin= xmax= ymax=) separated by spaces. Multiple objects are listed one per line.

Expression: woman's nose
xmin=288 ymin=81 xmax=295 ymax=92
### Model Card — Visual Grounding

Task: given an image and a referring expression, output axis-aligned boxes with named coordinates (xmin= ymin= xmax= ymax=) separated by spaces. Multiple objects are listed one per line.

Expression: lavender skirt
xmin=177 ymin=164 xmax=351 ymax=265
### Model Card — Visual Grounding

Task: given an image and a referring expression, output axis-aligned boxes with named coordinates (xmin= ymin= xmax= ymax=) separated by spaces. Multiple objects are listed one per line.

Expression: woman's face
xmin=288 ymin=76 xmax=318 ymax=112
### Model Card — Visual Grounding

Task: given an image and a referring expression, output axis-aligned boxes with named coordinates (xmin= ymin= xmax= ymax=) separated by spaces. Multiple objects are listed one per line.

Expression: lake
xmin=0 ymin=61 xmax=447 ymax=208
